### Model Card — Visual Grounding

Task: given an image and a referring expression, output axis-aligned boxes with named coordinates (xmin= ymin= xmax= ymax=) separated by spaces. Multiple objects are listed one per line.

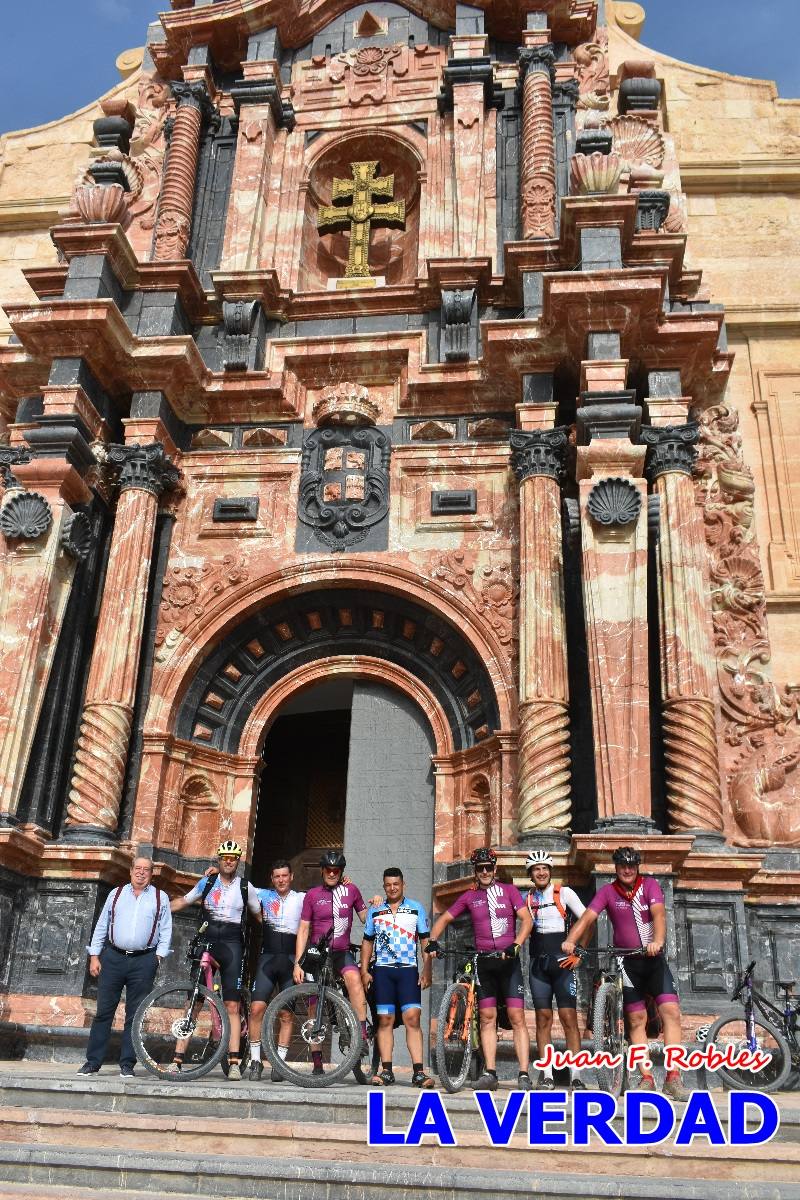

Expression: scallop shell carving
xmin=60 ymin=512 xmax=93 ymax=563
xmin=587 ymin=477 xmax=642 ymax=526
xmin=0 ymin=491 xmax=53 ymax=540
xmin=609 ymin=116 xmax=665 ymax=171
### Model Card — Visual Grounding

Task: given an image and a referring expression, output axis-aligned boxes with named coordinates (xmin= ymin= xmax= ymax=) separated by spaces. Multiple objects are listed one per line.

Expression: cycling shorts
xmin=476 ymin=954 xmax=525 ymax=1011
xmin=529 ymin=934 xmax=577 ymax=1010
xmin=251 ymin=951 xmax=295 ymax=1003
xmin=331 ymin=950 xmax=359 ymax=977
xmin=372 ymin=965 xmax=421 ymax=1015
xmin=620 ymin=953 xmax=679 ymax=1014
xmin=206 ymin=921 xmax=243 ymax=1001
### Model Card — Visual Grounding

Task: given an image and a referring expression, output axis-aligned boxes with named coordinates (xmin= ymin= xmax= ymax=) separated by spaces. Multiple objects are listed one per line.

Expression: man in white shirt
xmin=79 ymin=857 xmax=172 ymax=1078
xmin=248 ymin=859 xmax=305 ymax=1081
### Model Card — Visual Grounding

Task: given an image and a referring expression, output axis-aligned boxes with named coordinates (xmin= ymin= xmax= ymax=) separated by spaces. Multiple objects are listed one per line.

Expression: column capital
xmin=106 ymin=442 xmax=179 ymax=497
xmin=510 ymin=428 xmax=569 ymax=483
xmin=0 ymin=447 xmax=32 ymax=489
xmin=641 ymin=422 xmax=699 ymax=481
xmin=518 ymin=44 xmax=556 ymax=83
xmin=170 ymin=81 xmax=216 ymax=124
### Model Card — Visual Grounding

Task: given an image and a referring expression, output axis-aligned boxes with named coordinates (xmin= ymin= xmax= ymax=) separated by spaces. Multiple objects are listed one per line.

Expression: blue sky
xmin=0 ymin=0 xmax=796 ymax=135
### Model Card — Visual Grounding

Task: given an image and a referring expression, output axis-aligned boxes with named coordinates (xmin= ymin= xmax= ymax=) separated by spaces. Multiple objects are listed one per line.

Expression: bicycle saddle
xmin=778 ymin=979 xmax=796 ymax=993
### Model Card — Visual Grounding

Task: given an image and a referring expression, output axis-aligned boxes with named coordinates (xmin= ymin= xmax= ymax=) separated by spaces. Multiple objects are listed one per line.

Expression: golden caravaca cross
xmin=317 ymin=160 xmax=406 ymax=287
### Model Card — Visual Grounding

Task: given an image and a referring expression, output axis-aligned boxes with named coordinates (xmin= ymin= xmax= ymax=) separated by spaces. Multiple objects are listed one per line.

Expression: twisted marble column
xmin=643 ymin=424 xmax=724 ymax=834
xmin=153 ymin=83 xmax=213 ymax=262
xmin=510 ymin=429 xmax=571 ymax=833
xmin=518 ymin=45 xmax=557 ymax=239
xmin=65 ymin=444 xmax=178 ymax=837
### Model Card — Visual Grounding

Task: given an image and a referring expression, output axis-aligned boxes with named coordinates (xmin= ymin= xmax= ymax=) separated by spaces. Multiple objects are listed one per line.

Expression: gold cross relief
xmin=317 ymin=160 xmax=406 ymax=287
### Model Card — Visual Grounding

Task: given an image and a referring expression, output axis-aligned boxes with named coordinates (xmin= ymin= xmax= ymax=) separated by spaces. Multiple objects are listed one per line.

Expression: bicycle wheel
xmin=436 ymin=981 xmax=473 ymax=1093
xmin=133 ymin=983 xmax=229 ymax=1081
xmin=261 ymin=983 xmax=363 ymax=1087
xmin=593 ymin=981 xmax=626 ymax=1096
xmin=706 ymin=1013 xmax=792 ymax=1092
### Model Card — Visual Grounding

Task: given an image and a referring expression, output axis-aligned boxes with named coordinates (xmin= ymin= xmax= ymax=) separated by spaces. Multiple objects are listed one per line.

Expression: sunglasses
xmin=476 ymin=866 xmax=495 ymax=873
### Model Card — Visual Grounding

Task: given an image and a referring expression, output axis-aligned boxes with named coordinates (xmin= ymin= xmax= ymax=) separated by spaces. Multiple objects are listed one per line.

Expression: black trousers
xmin=86 ymin=946 xmax=158 ymax=1069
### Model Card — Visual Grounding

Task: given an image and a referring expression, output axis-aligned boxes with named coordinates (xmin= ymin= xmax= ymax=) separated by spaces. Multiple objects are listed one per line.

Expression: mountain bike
xmin=434 ymin=948 xmax=511 ymax=1093
xmin=260 ymin=934 xmax=367 ymax=1087
xmin=705 ymin=960 xmax=798 ymax=1093
xmin=132 ymin=924 xmax=250 ymax=1081
xmin=590 ymin=947 xmax=662 ymax=1097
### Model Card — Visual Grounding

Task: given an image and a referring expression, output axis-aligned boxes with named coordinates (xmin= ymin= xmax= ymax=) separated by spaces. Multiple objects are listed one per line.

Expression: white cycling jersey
xmin=526 ymin=883 xmax=585 ymax=935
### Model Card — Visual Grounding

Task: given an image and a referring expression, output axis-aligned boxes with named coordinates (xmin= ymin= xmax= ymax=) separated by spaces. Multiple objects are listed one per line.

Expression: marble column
xmin=518 ymin=45 xmax=557 ymax=239
xmin=153 ymin=83 xmax=213 ymax=262
xmin=510 ymin=428 xmax=571 ymax=835
xmin=642 ymin=423 xmax=725 ymax=835
xmin=64 ymin=444 xmax=178 ymax=841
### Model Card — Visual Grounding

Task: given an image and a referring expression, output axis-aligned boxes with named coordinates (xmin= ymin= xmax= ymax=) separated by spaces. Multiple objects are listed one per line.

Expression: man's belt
xmin=108 ymin=945 xmax=156 ymax=957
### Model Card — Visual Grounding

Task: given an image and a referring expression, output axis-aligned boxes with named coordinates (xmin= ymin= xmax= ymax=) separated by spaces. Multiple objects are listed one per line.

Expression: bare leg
xmin=507 ymin=1007 xmax=530 ymax=1073
xmin=402 ymin=1008 xmax=423 ymax=1065
xmin=479 ymin=1007 xmax=498 ymax=1070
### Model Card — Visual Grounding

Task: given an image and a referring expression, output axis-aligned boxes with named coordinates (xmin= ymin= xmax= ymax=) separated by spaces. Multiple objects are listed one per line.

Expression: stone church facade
xmin=0 ymin=0 xmax=798 ymax=1047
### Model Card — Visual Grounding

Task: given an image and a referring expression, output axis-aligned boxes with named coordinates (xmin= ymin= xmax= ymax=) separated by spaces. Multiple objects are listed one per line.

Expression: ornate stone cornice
xmin=641 ymin=423 xmax=699 ymax=481
xmin=106 ymin=443 xmax=180 ymax=497
xmin=518 ymin=44 xmax=556 ymax=84
xmin=510 ymin=428 xmax=569 ymax=483
xmin=230 ymin=78 xmax=296 ymax=130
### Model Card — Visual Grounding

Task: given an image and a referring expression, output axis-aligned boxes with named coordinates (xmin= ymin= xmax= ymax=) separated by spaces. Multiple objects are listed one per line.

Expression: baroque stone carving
xmin=106 ymin=443 xmax=180 ymax=496
xmin=570 ymin=151 xmax=622 ymax=195
xmin=519 ymin=45 xmax=557 ymax=240
xmin=298 ymin=427 xmax=390 ymax=551
xmin=155 ymin=554 xmax=250 ymax=656
xmin=609 ymin=116 xmax=665 ymax=171
xmin=153 ymin=83 xmax=215 ymax=262
xmin=431 ymin=550 xmax=517 ymax=649
xmin=60 ymin=512 xmax=93 ymax=562
xmin=635 ymin=189 xmax=671 ymax=233
xmin=312 ymin=382 xmax=380 ymax=427
xmin=0 ymin=447 xmax=31 ymax=488
xmin=510 ymin=428 xmax=569 ymax=483
xmin=694 ymin=402 xmax=800 ymax=845
xmin=574 ymin=42 xmax=610 ymax=110
xmin=587 ymin=477 xmax=642 ymax=526
xmin=642 ymin=423 xmax=699 ymax=481
xmin=0 ymin=491 xmax=52 ymax=540
xmin=73 ymin=182 xmax=128 ymax=225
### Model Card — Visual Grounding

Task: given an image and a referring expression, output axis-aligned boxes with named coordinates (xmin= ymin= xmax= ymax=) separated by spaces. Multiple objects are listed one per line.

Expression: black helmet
xmin=470 ymin=847 xmax=497 ymax=870
xmin=319 ymin=850 xmax=346 ymax=870
xmin=612 ymin=846 xmax=641 ymax=867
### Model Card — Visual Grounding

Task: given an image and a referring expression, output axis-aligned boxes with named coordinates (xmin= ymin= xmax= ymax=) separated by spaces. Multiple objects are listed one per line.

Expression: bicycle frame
xmin=733 ymin=962 xmax=799 ymax=1062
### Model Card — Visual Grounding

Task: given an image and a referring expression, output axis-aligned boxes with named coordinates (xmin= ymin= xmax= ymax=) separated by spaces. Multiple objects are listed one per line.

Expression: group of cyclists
xmin=167 ymin=839 xmax=688 ymax=1099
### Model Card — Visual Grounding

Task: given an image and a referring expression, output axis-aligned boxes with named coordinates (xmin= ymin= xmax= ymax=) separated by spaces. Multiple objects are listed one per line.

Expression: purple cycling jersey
xmin=588 ymin=876 xmax=665 ymax=950
xmin=301 ymin=882 xmax=366 ymax=951
xmin=447 ymin=882 xmax=525 ymax=952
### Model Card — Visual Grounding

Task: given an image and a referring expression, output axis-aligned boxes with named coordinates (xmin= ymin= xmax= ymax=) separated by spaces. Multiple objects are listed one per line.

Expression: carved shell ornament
xmin=587 ymin=477 xmax=642 ymax=526
xmin=60 ymin=512 xmax=93 ymax=562
xmin=0 ymin=491 xmax=53 ymax=540
xmin=609 ymin=116 xmax=665 ymax=171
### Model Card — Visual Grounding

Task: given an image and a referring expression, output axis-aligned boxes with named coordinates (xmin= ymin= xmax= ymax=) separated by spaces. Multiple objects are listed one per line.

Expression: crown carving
xmin=312 ymin=382 xmax=380 ymax=427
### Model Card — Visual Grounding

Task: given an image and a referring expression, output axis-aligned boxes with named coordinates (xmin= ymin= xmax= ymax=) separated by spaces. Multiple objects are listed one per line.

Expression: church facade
xmin=0 ymin=0 xmax=798 ymax=1046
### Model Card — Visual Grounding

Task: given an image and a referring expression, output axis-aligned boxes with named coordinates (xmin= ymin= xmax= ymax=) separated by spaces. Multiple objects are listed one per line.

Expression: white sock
xmin=249 ymin=1041 xmax=261 ymax=1063
xmin=278 ymin=1045 xmax=289 ymax=1061
xmin=543 ymin=1058 xmax=553 ymax=1080
xmin=570 ymin=1066 xmax=581 ymax=1081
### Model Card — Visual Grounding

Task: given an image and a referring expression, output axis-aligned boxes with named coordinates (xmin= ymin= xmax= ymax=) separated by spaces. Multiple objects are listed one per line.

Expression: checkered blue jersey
xmin=364 ymin=898 xmax=430 ymax=968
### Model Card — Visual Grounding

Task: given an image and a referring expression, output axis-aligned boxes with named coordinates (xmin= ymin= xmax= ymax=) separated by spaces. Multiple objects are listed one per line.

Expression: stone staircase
xmin=1 ymin=1063 xmax=799 ymax=1199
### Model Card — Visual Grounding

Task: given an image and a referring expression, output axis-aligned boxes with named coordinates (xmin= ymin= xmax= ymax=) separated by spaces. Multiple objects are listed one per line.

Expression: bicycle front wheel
xmin=261 ymin=984 xmax=363 ymax=1087
xmin=436 ymin=981 xmax=473 ymax=1093
xmin=593 ymin=981 xmax=626 ymax=1096
xmin=706 ymin=1013 xmax=792 ymax=1092
xmin=132 ymin=983 xmax=229 ymax=1081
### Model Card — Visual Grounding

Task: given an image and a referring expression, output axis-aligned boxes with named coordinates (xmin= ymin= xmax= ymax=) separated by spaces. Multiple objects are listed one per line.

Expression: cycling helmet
xmin=216 ymin=840 xmax=242 ymax=858
xmin=319 ymin=850 xmax=346 ymax=870
xmin=470 ymin=847 xmax=497 ymax=871
xmin=525 ymin=850 xmax=553 ymax=874
xmin=612 ymin=846 xmax=641 ymax=867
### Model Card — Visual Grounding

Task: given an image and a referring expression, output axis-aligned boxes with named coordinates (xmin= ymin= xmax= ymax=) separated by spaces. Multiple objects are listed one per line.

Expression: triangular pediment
xmin=355 ymin=10 xmax=387 ymax=37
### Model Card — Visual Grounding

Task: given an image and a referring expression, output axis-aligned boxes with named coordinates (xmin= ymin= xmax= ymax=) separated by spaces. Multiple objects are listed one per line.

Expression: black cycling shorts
xmin=206 ymin=922 xmax=243 ymax=1001
xmin=620 ymin=953 xmax=679 ymax=1014
xmin=251 ymin=951 xmax=295 ymax=1003
xmin=476 ymin=954 xmax=525 ymax=1010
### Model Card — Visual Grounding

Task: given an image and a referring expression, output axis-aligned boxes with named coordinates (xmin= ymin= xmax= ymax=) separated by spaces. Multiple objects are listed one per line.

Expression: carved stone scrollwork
xmin=441 ymin=288 xmax=475 ymax=362
xmin=312 ymin=382 xmax=380 ymax=428
xmin=0 ymin=491 xmax=52 ymax=541
xmin=518 ymin=44 xmax=557 ymax=240
xmin=222 ymin=300 xmax=261 ymax=372
xmin=298 ymin=426 xmax=391 ymax=551
xmin=60 ymin=512 xmax=93 ymax=562
xmin=636 ymin=189 xmax=671 ymax=233
xmin=573 ymin=41 xmax=610 ymax=111
xmin=562 ymin=497 xmax=580 ymax=548
xmin=510 ymin=428 xmax=569 ymax=483
xmin=431 ymin=549 xmax=517 ymax=649
xmin=0 ymin=447 xmax=32 ymax=488
xmin=586 ymin=477 xmax=642 ymax=526
xmin=642 ymin=422 xmax=699 ymax=481
xmin=106 ymin=443 xmax=180 ymax=497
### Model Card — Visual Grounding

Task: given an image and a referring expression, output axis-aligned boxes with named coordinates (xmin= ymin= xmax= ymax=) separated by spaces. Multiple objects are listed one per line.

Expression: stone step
xmin=2 ymin=1144 xmax=800 ymax=1200
xmin=2 ymin=1104 xmax=799 ymax=1184
xmin=0 ymin=1185 xmax=199 ymax=1200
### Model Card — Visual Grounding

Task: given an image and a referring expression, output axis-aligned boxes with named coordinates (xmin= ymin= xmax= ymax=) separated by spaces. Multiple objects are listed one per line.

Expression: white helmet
xmin=525 ymin=850 xmax=553 ymax=873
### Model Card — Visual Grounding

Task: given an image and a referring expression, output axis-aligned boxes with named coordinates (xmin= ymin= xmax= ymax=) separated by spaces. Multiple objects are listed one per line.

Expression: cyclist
xmin=561 ymin=846 xmax=689 ymax=1101
xmin=248 ymin=859 xmax=305 ymax=1082
xmin=427 ymin=847 xmax=533 ymax=1091
xmin=360 ymin=866 xmax=434 ymax=1089
xmin=294 ymin=850 xmax=370 ymax=1069
xmin=525 ymin=849 xmax=588 ymax=1091
xmin=170 ymin=841 xmax=262 ymax=1080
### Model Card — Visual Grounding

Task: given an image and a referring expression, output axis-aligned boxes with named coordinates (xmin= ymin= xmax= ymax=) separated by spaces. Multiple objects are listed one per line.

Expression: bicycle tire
xmin=132 ymin=982 xmax=229 ymax=1081
xmin=593 ymin=981 xmax=626 ymax=1096
xmin=261 ymin=983 xmax=362 ymax=1087
xmin=436 ymin=981 xmax=473 ymax=1093
xmin=706 ymin=1013 xmax=792 ymax=1092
